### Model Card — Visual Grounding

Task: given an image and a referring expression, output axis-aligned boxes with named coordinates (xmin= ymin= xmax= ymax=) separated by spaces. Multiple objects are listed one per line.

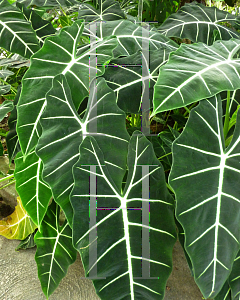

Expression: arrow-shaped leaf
xmin=169 ymin=95 xmax=240 ymax=298
xmin=82 ymin=19 xmax=178 ymax=58
xmin=151 ymin=39 xmax=240 ymax=116
xmin=16 ymin=2 xmax=56 ymax=46
xmin=34 ymin=200 xmax=77 ymax=299
xmin=158 ymin=2 xmax=240 ymax=45
xmin=71 ymin=132 xmax=176 ymax=299
xmin=36 ymin=74 xmax=129 ymax=226
xmin=17 ymin=19 xmax=118 ymax=155
xmin=0 ymin=0 xmax=40 ymax=58
xmin=78 ymin=0 xmax=125 ymax=23
xmin=103 ymin=48 xmax=172 ymax=113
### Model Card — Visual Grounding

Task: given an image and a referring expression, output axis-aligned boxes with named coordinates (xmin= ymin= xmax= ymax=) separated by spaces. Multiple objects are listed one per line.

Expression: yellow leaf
xmin=0 ymin=197 xmax=37 ymax=240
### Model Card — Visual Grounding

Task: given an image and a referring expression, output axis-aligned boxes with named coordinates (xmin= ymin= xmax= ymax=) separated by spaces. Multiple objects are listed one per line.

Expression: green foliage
xmin=1 ymin=0 xmax=240 ymax=299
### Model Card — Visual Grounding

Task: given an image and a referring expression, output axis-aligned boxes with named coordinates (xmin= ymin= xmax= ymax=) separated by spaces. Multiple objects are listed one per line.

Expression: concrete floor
xmin=0 ymin=235 xmax=206 ymax=300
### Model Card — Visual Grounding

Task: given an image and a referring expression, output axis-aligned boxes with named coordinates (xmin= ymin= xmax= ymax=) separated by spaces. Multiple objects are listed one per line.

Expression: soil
xmin=0 ymin=197 xmax=14 ymax=219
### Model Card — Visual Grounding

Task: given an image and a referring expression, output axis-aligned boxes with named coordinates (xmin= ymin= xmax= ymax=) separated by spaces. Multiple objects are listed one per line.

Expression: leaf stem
xmin=0 ymin=180 xmax=15 ymax=190
xmin=223 ymin=90 xmax=231 ymax=141
xmin=183 ymin=102 xmax=197 ymax=117
xmin=0 ymin=174 xmax=14 ymax=183
xmin=0 ymin=78 xmax=17 ymax=94
xmin=184 ymin=106 xmax=190 ymax=114
xmin=158 ymin=152 xmax=172 ymax=160
xmin=166 ymin=183 xmax=174 ymax=194
xmin=138 ymin=0 xmax=143 ymax=22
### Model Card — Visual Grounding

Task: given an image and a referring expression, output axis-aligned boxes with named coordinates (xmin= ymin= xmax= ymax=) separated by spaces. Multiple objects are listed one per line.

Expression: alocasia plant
xmin=1 ymin=0 xmax=240 ymax=299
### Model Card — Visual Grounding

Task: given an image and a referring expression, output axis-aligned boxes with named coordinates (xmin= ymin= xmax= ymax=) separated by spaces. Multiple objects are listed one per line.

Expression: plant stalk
xmin=138 ymin=0 xmax=143 ymax=23
xmin=0 ymin=174 xmax=14 ymax=183
xmin=0 ymin=78 xmax=17 ymax=94
xmin=0 ymin=180 xmax=16 ymax=190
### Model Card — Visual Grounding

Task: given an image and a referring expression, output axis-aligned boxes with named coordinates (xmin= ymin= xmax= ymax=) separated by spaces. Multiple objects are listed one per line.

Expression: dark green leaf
xmin=35 ymin=200 xmax=77 ymax=299
xmin=16 ymin=2 xmax=56 ymax=46
xmin=151 ymin=39 xmax=240 ymax=115
xmin=71 ymin=132 xmax=176 ymax=299
xmin=15 ymin=230 xmax=37 ymax=250
xmin=15 ymin=150 xmax=52 ymax=229
xmin=158 ymin=2 xmax=240 ymax=45
xmin=17 ymin=0 xmax=78 ymax=8
xmin=36 ymin=75 xmax=129 ymax=226
xmin=170 ymin=95 xmax=240 ymax=298
xmin=0 ymin=0 xmax=40 ymax=58
xmin=78 ymin=0 xmax=125 ymax=23
xmin=17 ymin=19 xmax=118 ymax=155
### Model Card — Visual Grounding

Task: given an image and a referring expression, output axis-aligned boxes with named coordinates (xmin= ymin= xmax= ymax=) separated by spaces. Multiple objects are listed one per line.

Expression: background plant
xmin=1 ymin=0 xmax=240 ymax=299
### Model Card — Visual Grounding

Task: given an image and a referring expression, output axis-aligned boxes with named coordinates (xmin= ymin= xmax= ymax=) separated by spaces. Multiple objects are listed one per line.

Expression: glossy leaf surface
xmin=103 ymin=48 xmax=172 ymax=113
xmin=36 ymin=75 xmax=129 ymax=226
xmin=15 ymin=150 xmax=52 ymax=229
xmin=35 ymin=200 xmax=77 ymax=298
xmin=152 ymin=39 xmax=240 ymax=116
xmin=17 ymin=19 xmax=118 ymax=155
xmin=0 ymin=0 xmax=40 ymax=58
xmin=71 ymin=132 xmax=176 ymax=299
xmin=158 ymin=2 xmax=240 ymax=44
xmin=82 ymin=19 xmax=178 ymax=58
xmin=78 ymin=0 xmax=125 ymax=23
xmin=170 ymin=96 xmax=240 ymax=298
